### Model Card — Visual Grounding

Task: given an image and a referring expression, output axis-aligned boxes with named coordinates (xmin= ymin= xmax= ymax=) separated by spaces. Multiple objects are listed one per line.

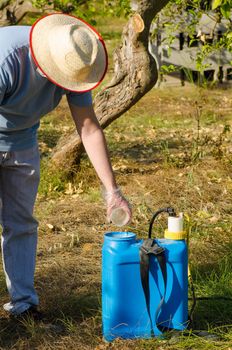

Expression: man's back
xmin=0 ymin=26 xmax=92 ymax=151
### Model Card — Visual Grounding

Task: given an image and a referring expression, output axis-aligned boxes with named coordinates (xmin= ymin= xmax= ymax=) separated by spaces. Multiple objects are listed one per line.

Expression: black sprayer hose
xmin=148 ymin=207 xmax=176 ymax=238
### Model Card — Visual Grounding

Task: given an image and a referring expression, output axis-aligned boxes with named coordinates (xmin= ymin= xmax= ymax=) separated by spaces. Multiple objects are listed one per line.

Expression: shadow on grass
xmin=38 ymin=128 xmax=61 ymax=156
xmin=0 ymin=290 xmax=101 ymax=349
xmin=189 ymin=241 xmax=232 ymax=332
xmin=110 ymin=138 xmax=193 ymax=164
xmin=0 ymin=317 xmax=36 ymax=348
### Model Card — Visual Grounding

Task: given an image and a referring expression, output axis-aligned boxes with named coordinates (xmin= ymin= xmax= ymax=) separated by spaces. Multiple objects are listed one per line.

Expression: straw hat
xmin=30 ymin=13 xmax=108 ymax=92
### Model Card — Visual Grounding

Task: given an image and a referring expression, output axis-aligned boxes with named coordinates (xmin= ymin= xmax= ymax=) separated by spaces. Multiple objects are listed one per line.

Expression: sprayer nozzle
xmin=166 ymin=207 xmax=176 ymax=217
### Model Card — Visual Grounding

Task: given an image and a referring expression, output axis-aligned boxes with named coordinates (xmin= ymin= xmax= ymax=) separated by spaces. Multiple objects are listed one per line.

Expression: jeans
xmin=0 ymin=145 xmax=40 ymax=315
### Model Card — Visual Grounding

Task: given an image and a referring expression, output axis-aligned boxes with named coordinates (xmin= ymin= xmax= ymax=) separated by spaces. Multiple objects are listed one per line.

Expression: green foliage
xmin=32 ymin=0 xmax=131 ymax=23
xmin=212 ymin=0 xmax=223 ymax=9
xmin=212 ymin=0 xmax=232 ymax=18
xmin=105 ymin=0 xmax=131 ymax=18
xmin=160 ymin=64 xmax=178 ymax=80
xmin=160 ymin=64 xmax=177 ymax=74
xmin=32 ymin=0 xmax=96 ymax=24
xmin=156 ymin=0 xmax=232 ymax=76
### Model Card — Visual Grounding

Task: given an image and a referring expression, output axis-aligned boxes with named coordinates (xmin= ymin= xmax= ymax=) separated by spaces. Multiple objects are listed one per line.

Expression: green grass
xmin=38 ymin=159 xmax=66 ymax=197
xmin=189 ymin=251 xmax=232 ymax=329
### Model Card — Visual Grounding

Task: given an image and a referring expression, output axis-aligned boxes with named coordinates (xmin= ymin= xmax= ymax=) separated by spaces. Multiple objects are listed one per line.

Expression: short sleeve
xmin=0 ymin=67 xmax=7 ymax=105
xmin=66 ymin=91 xmax=93 ymax=107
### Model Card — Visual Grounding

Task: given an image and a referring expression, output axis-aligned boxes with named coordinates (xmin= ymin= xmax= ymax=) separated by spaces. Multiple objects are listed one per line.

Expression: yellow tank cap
xmin=164 ymin=229 xmax=186 ymax=240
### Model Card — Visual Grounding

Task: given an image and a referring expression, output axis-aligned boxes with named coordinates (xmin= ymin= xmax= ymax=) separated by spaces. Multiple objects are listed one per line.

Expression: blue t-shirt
xmin=0 ymin=26 xmax=93 ymax=151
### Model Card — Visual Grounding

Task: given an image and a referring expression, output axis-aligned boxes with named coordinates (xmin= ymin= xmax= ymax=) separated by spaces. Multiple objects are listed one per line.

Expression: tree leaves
xmin=212 ymin=0 xmax=232 ymax=19
xmin=212 ymin=0 xmax=223 ymax=10
xmin=220 ymin=1 xmax=232 ymax=19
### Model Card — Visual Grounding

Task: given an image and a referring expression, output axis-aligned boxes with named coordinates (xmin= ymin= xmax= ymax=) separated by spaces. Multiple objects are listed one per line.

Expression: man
xmin=0 ymin=13 xmax=131 ymax=318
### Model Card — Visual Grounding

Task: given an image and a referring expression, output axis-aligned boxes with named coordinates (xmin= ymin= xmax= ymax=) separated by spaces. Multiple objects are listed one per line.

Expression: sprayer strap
xmin=139 ymin=239 xmax=167 ymax=335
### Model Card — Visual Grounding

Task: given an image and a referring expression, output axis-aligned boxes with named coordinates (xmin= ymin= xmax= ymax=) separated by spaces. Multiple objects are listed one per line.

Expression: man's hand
xmin=104 ymin=188 xmax=132 ymax=226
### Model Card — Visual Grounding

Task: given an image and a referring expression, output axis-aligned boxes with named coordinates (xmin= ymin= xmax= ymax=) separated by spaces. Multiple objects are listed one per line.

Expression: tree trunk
xmin=0 ymin=0 xmax=39 ymax=26
xmin=0 ymin=0 xmax=54 ymax=26
xmin=51 ymin=0 xmax=170 ymax=172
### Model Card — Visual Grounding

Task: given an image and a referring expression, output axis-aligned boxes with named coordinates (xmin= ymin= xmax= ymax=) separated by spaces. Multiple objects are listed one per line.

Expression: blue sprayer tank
xmin=102 ymin=207 xmax=188 ymax=341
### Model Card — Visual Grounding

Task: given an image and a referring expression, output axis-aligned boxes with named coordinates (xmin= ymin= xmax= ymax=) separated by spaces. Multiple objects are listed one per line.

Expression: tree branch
xmin=51 ymin=0 xmax=170 ymax=171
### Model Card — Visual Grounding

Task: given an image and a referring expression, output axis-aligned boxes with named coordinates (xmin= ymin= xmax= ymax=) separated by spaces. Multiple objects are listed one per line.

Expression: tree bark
xmin=51 ymin=0 xmax=170 ymax=172
xmin=0 ymin=0 xmax=39 ymax=26
xmin=0 ymin=0 xmax=54 ymax=26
